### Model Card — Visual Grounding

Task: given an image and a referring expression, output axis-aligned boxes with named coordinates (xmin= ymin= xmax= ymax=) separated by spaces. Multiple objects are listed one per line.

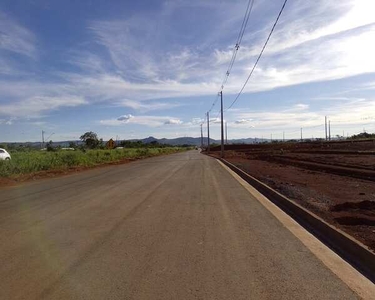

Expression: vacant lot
xmin=0 ymin=147 xmax=187 ymax=179
xmin=209 ymin=139 xmax=375 ymax=250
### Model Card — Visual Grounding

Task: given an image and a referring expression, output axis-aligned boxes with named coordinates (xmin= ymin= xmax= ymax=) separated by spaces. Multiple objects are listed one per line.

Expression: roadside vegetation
xmin=0 ymin=131 xmax=192 ymax=178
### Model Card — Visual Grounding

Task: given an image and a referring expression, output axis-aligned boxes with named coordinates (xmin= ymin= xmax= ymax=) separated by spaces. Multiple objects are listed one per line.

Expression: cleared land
xmin=209 ymin=139 xmax=375 ymax=250
xmin=0 ymin=147 xmax=187 ymax=182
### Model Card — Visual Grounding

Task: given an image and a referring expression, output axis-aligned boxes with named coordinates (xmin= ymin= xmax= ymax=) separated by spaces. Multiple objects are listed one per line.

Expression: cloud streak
xmin=101 ymin=115 xmax=183 ymax=127
xmin=0 ymin=11 xmax=36 ymax=58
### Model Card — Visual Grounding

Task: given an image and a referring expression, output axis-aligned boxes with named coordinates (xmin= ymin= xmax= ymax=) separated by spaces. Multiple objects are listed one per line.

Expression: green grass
xmin=0 ymin=147 xmax=188 ymax=178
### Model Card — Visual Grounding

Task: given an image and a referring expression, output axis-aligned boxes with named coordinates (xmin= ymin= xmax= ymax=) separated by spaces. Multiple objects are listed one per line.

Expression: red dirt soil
xmin=209 ymin=140 xmax=375 ymax=251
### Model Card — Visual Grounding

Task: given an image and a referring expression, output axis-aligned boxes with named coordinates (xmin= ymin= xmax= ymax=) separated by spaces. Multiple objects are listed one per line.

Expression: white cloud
xmin=101 ymin=115 xmax=184 ymax=127
xmin=0 ymin=96 xmax=87 ymax=118
xmin=191 ymin=118 xmax=204 ymax=124
xmin=117 ymin=114 xmax=134 ymax=122
xmin=0 ymin=11 xmax=36 ymax=58
xmin=115 ymin=99 xmax=183 ymax=112
xmin=284 ymin=104 xmax=309 ymax=112
xmin=0 ymin=118 xmax=14 ymax=125
xmin=164 ymin=118 xmax=183 ymax=125
xmin=235 ymin=119 xmax=252 ymax=124
xmin=210 ymin=118 xmax=221 ymax=124
xmin=224 ymin=96 xmax=375 ymax=139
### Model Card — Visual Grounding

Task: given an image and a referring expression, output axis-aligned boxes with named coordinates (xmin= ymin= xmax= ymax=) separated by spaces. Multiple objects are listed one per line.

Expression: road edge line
xmin=217 ymin=159 xmax=375 ymax=299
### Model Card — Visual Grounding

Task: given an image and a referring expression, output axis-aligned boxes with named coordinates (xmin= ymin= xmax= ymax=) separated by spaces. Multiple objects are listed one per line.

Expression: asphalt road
xmin=0 ymin=150 xmax=361 ymax=299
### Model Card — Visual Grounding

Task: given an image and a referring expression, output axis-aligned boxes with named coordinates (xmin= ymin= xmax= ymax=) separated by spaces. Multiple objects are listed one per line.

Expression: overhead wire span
xmin=226 ymin=0 xmax=288 ymax=111
xmin=207 ymin=0 xmax=255 ymax=115
xmin=219 ymin=0 xmax=255 ymax=92
xmin=208 ymin=93 xmax=220 ymax=114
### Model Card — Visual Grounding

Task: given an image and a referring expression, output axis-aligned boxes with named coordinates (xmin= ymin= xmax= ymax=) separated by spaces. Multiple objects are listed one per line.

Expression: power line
xmin=237 ymin=0 xmax=255 ymax=45
xmin=220 ymin=0 xmax=255 ymax=91
xmin=208 ymin=93 xmax=220 ymax=114
xmin=226 ymin=0 xmax=288 ymax=111
xmin=207 ymin=0 xmax=255 ymax=116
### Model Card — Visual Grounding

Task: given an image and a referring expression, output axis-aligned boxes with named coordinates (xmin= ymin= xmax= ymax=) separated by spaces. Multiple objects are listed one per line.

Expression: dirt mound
xmin=330 ymin=200 xmax=375 ymax=212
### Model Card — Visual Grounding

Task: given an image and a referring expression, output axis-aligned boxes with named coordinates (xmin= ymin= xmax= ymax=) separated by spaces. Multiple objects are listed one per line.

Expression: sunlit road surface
xmin=0 ymin=150 xmax=362 ymax=299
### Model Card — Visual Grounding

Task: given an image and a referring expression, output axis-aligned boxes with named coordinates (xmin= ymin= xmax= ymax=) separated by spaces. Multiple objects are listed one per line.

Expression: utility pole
xmin=225 ymin=121 xmax=228 ymax=144
xmin=300 ymin=128 xmax=303 ymax=142
xmin=207 ymin=112 xmax=210 ymax=154
xmin=271 ymin=133 xmax=272 ymax=142
xmin=329 ymin=120 xmax=331 ymax=141
xmin=200 ymin=124 xmax=203 ymax=149
xmin=325 ymin=116 xmax=328 ymax=141
xmin=41 ymin=130 xmax=45 ymax=149
xmin=283 ymin=131 xmax=285 ymax=142
xmin=220 ymin=91 xmax=224 ymax=158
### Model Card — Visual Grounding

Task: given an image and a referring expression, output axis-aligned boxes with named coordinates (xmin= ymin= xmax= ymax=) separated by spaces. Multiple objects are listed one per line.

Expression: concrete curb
xmin=218 ymin=157 xmax=375 ymax=283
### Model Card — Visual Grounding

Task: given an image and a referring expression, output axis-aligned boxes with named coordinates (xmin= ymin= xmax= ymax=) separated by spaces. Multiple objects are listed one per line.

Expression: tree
xmin=80 ymin=131 xmax=100 ymax=149
xmin=46 ymin=140 xmax=54 ymax=151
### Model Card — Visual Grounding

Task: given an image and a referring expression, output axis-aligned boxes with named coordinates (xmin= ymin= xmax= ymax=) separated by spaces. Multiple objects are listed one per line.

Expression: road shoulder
xmin=217 ymin=160 xmax=375 ymax=300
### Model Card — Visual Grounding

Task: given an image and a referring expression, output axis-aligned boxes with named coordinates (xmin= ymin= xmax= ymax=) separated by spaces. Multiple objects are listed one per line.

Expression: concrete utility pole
xmin=325 ymin=116 xmax=328 ymax=141
xmin=200 ymin=124 xmax=203 ymax=149
xmin=283 ymin=131 xmax=285 ymax=142
xmin=207 ymin=112 xmax=210 ymax=154
xmin=300 ymin=128 xmax=303 ymax=142
xmin=329 ymin=120 xmax=331 ymax=141
xmin=225 ymin=121 xmax=228 ymax=144
xmin=41 ymin=130 xmax=45 ymax=149
xmin=220 ymin=91 xmax=224 ymax=158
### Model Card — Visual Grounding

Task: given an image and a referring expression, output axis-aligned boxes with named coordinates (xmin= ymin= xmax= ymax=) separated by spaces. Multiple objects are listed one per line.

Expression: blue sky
xmin=1 ymin=0 xmax=375 ymax=142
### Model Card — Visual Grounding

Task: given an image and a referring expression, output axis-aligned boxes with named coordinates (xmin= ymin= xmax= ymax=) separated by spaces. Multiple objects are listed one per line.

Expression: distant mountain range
xmin=132 ymin=136 xmax=261 ymax=146
xmin=2 ymin=136 xmax=266 ymax=148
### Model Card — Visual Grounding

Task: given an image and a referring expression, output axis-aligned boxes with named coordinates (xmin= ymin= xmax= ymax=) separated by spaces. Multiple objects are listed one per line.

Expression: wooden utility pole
xmin=207 ymin=112 xmax=210 ymax=154
xmin=220 ymin=91 xmax=224 ymax=158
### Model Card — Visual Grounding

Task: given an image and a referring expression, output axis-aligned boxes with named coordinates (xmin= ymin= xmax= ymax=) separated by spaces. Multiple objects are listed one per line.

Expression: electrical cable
xmin=219 ymin=0 xmax=255 ymax=92
xmin=206 ymin=0 xmax=255 ymax=117
xmin=226 ymin=0 xmax=288 ymax=111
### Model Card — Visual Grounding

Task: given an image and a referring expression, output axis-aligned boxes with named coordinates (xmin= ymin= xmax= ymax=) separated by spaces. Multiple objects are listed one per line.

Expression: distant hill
xmin=2 ymin=136 xmax=264 ymax=148
xmin=131 ymin=136 xmax=261 ymax=146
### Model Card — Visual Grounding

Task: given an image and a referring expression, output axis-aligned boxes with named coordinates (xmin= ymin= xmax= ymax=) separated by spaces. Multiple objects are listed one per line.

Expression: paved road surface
xmin=0 ymin=151 xmax=361 ymax=299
